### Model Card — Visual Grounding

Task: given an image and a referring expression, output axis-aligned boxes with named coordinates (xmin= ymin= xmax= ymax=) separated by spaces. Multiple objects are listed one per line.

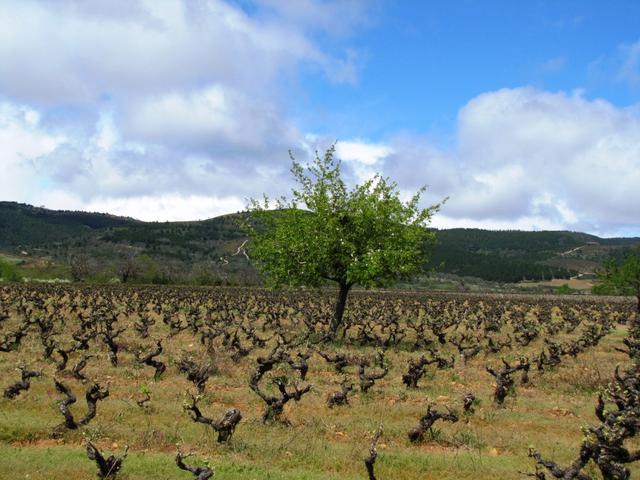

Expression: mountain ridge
xmin=1 ymin=201 xmax=638 ymax=284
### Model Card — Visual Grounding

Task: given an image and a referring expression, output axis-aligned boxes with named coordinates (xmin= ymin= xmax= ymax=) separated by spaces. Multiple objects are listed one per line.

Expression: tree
xmin=69 ymin=254 xmax=92 ymax=282
xmin=242 ymin=145 xmax=443 ymax=338
xmin=597 ymin=248 xmax=640 ymax=315
xmin=118 ymin=255 xmax=140 ymax=284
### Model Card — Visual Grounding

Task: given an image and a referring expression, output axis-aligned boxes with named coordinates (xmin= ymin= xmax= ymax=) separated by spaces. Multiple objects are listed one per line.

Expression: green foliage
xmin=0 ymin=201 xmax=134 ymax=248
xmin=555 ymin=284 xmax=573 ymax=295
xmin=134 ymin=255 xmax=171 ymax=284
xmin=591 ymin=283 xmax=618 ymax=295
xmin=596 ymin=248 xmax=640 ymax=309
xmin=0 ymin=259 xmax=22 ymax=282
xmin=429 ymin=245 xmax=573 ymax=282
xmin=242 ymin=146 xmax=442 ymax=290
xmin=190 ymin=262 xmax=224 ymax=286
xmin=428 ymin=229 xmax=579 ymax=282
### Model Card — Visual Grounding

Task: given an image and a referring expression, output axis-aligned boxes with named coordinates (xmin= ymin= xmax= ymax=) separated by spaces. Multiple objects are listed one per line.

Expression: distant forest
xmin=1 ymin=202 xmax=639 ymax=285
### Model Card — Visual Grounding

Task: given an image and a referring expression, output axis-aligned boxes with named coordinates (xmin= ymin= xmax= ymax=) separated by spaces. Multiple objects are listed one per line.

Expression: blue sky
xmin=297 ymin=1 xmax=640 ymax=137
xmin=0 ymin=0 xmax=639 ymax=236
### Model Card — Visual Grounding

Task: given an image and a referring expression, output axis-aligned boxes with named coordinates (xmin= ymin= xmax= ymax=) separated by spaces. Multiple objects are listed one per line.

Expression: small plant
xmin=134 ymin=339 xmax=166 ymax=381
xmin=3 ymin=366 xmax=41 ymax=399
xmin=462 ymin=392 xmax=477 ymax=415
xmin=317 ymin=349 xmax=352 ymax=373
xmin=249 ymin=374 xmax=312 ymax=425
xmin=136 ymin=384 xmax=151 ymax=408
xmin=72 ymin=354 xmax=93 ymax=383
xmin=326 ymin=380 xmax=354 ymax=408
xmin=53 ymin=380 xmax=110 ymax=436
xmin=364 ymin=425 xmax=383 ymax=480
xmin=408 ymin=404 xmax=459 ymax=443
xmin=183 ymin=393 xmax=242 ymax=442
xmin=177 ymin=357 xmax=216 ymax=394
xmin=175 ymin=451 xmax=214 ymax=480
xmin=86 ymin=441 xmax=128 ymax=479
xmin=358 ymin=352 xmax=389 ymax=393
xmin=486 ymin=358 xmax=528 ymax=405
xmin=526 ymin=363 xmax=640 ymax=479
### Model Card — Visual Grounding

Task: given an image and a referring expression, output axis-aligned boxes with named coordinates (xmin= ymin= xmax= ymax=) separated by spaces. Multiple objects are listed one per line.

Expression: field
xmin=0 ymin=284 xmax=638 ymax=479
xmin=516 ymin=278 xmax=595 ymax=292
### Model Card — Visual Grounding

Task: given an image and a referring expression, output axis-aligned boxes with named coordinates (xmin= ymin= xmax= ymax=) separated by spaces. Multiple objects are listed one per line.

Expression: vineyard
xmin=0 ymin=284 xmax=638 ymax=479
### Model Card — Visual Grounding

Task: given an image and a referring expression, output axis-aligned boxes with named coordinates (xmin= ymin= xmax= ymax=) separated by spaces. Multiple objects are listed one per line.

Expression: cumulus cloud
xmin=0 ymin=102 xmax=65 ymax=200
xmin=0 ymin=0 xmax=361 ymax=105
xmin=0 ymin=0 xmax=369 ymax=221
xmin=335 ymin=140 xmax=393 ymax=182
xmin=121 ymin=85 xmax=300 ymax=155
xmin=460 ymin=88 xmax=639 ymax=231
xmin=376 ymin=87 xmax=640 ymax=236
xmin=84 ymin=194 xmax=245 ymax=222
xmin=4 ymin=85 xmax=639 ymax=234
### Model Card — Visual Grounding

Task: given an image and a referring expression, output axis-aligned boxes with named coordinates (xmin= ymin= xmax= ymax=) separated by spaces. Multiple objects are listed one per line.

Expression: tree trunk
xmin=329 ymin=281 xmax=351 ymax=339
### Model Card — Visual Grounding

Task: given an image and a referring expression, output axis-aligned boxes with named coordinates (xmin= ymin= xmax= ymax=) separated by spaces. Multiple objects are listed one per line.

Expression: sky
xmin=1 ymin=0 xmax=639 ymax=236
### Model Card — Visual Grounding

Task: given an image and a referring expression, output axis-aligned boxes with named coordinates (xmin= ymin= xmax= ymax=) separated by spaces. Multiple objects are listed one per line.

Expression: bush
xmin=556 ymin=284 xmax=573 ymax=295
xmin=0 ymin=259 xmax=23 ymax=282
xmin=591 ymin=282 xmax=617 ymax=295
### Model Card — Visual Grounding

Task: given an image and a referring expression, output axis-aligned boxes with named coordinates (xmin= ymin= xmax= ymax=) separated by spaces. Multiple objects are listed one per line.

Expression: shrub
xmin=0 ymin=259 xmax=22 ymax=282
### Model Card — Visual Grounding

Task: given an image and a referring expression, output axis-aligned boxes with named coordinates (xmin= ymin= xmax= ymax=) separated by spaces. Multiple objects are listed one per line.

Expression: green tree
xmin=242 ymin=145 xmax=443 ymax=338
xmin=0 ymin=259 xmax=22 ymax=282
xmin=596 ymin=249 xmax=640 ymax=315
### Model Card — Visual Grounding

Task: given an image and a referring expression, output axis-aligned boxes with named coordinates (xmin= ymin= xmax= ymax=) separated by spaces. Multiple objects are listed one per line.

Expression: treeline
xmin=100 ymin=217 xmax=243 ymax=252
xmin=64 ymin=252 xmax=258 ymax=287
xmin=429 ymin=245 xmax=573 ymax=283
xmin=432 ymin=229 xmax=595 ymax=259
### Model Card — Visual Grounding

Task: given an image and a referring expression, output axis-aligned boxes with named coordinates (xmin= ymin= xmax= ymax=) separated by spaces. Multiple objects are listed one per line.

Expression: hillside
xmin=1 ymin=201 xmax=638 ymax=285
xmin=428 ymin=229 xmax=636 ymax=282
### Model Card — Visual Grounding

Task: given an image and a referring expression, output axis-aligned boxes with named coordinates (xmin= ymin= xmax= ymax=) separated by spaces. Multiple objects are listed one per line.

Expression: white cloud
xmin=84 ymin=194 xmax=245 ymax=222
xmin=349 ymin=88 xmax=640 ymax=236
xmin=337 ymin=140 xmax=392 ymax=166
xmin=0 ymin=103 xmax=65 ymax=200
xmin=0 ymin=0 xmax=366 ymax=220
xmin=336 ymin=140 xmax=393 ymax=182
xmin=2 ymin=83 xmax=639 ymax=236
xmin=431 ymin=214 xmax=567 ymax=232
xmin=0 ymin=0 xmax=362 ymax=105
xmin=122 ymin=85 xmax=299 ymax=153
xmin=453 ymin=87 xmax=640 ymax=234
xmin=32 ymin=190 xmax=244 ymax=222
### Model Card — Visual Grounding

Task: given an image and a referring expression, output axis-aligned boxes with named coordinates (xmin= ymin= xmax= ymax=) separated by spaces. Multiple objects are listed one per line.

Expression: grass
xmin=0 ymin=296 xmax=637 ymax=479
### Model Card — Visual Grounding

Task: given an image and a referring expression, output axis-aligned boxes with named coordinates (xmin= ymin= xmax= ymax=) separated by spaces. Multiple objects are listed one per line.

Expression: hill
xmin=1 ymin=201 xmax=638 ymax=285
xmin=428 ymin=229 xmax=637 ymax=283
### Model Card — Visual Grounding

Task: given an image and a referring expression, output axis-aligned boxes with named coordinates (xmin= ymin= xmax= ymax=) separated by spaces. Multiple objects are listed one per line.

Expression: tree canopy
xmin=597 ymin=248 xmax=640 ymax=314
xmin=242 ymin=145 xmax=443 ymax=337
